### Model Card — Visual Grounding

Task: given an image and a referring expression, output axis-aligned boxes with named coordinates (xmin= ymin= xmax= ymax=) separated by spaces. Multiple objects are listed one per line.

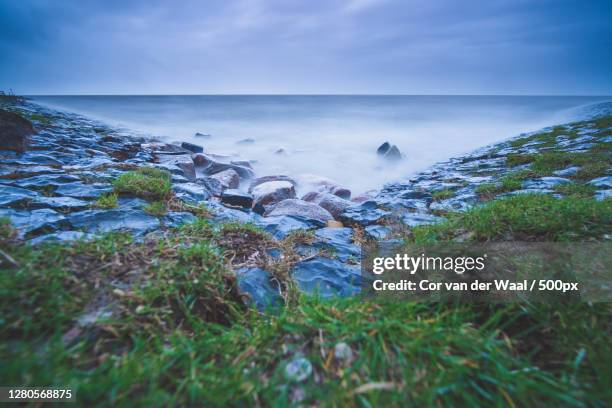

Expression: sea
xmin=31 ymin=95 xmax=611 ymax=195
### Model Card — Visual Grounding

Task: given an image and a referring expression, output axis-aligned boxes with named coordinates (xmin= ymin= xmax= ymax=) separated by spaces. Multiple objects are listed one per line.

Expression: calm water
xmin=32 ymin=95 xmax=610 ymax=195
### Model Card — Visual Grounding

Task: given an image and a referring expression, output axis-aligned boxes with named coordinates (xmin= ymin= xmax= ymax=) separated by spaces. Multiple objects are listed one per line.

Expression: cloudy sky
xmin=1 ymin=0 xmax=610 ymax=95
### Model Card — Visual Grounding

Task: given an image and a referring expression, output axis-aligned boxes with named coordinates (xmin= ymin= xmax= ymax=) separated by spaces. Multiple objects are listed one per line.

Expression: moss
xmin=554 ymin=183 xmax=597 ymax=199
xmin=113 ymin=167 xmax=172 ymax=200
xmin=94 ymin=192 xmax=118 ymax=209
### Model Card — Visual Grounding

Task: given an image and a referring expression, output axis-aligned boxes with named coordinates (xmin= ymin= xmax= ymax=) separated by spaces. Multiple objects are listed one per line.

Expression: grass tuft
xmin=113 ymin=167 xmax=172 ymax=200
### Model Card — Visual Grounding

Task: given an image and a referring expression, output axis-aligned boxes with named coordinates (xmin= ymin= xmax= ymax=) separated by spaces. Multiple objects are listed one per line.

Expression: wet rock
xmin=143 ymin=142 xmax=191 ymax=155
xmin=180 ymin=141 xmax=203 ymax=153
xmin=0 ymin=109 xmax=35 ymax=152
xmin=252 ymin=180 xmax=296 ymax=208
xmin=311 ymin=227 xmax=360 ymax=262
xmin=595 ymin=190 xmax=612 ymax=201
xmin=255 ymin=215 xmax=312 ymax=239
xmin=377 ymin=142 xmax=391 ymax=155
xmin=402 ymin=212 xmax=444 ymax=227
xmin=209 ymin=168 xmax=240 ymax=190
xmin=230 ymin=160 xmax=253 ymax=169
xmin=351 ymin=190 xmax=377 ymax=203
xmin=588 ymin=176 xmax=612 ymax=189
xmin=292 ymin=257 xmax=361 ymax=298
xmin=193 ymin=153 xmax=254 ymax=180
xmin=0 ymin=185 xmax=38 ymax=206
xmin=339 ymin=200 xmax=389 ymax=227
xmin=365 ymin=225 xmax=392 ymax=240
xmin=207 ymin=201 xmax=262 ymax=225
xmin=0 ymin=208 xmax=66 ymax=238
xmin=302 ymin=191 xmax=352 ymax=219
xmin=249 ymin=175 xmax=297 ymax=192
xmin=194 ymin=132 xmax=211 ymax=138
xmin=274 ymin=148 xmax=287 ymax=155
xmin=156 ymin=154 xmax=196 ymax=180
xmin=163 ymin=211 xmax=197 ymax=228
xmin=553 ymin=166 xmax=580 ymax=177
xmin=11 ymin=174 xmax=82 ymax=190
xmin=12 ymin=153 xmax=64 ymax=166
xmin=54 ymin=182 xmax=112 ymax=199
xmin=383 ymin=145 xmax=402 ymax=161
xmin=29 ymin=231 xmax=91 ymax=245
xmin=522 ymin=177 xmax=571 ymax=190
xmin=265 ymin=199 xmax=334 ymax=224
xmin=68 ymin=209 xmax=160 ymax=236
xmin=30 ymin=196 xmax=90 ymax=212
xmin=297 ymin=175 xmax=351 ymax=199
xmin=235 ymin=267 xmax=281 ymax=311
xmin=198 ymin=177 xmax=224 ymax=197
xmin=172 ymin=182 xmax=211 ymax=202
xmin=221 ymin=189 xmax=253 ymax=208
xmin=236 ymin=138 xmax=255 ymax=144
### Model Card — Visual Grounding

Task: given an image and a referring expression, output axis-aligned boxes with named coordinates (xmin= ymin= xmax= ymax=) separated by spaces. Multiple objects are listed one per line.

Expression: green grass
xmin=113 ymin=167 xmax=172 ymax=200
xmin=143 ymin=201 xmax=167 ymax=216
xmin=554 ymin=183 xmax=597 ymax=199
xmin=413 ymin=194 xmax=611 ymax=243
xmin=94 ymin=192 xmax=118 ymax=209
xmin=475 ymin=170 xmax=532 ymax=197
xmin=432 ymin=189 xmax=455 ymax=201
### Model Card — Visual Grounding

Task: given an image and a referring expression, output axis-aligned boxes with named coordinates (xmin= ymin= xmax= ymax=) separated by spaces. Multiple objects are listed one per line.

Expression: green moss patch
xmin=113 ymin=167 xmax=172 ymax=200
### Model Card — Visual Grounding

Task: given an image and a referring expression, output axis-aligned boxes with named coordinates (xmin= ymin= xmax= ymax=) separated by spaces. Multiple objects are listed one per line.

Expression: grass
xmin=475 ymin=170 xmax=532 ymax=197
xmin=113 ymin=167 xmax=172 ymax=200
xmin=432 ymin=189 xmax=455 ymax=201
xmin=94 ymin=192 xmax=118 ymax=209
xmin=554 ymin=183 xmax=597 ymax=199
xmin=412 ymin=194 xmax=611 ymax=243
xmin=143 ymin=201 xmax=168 ymax=216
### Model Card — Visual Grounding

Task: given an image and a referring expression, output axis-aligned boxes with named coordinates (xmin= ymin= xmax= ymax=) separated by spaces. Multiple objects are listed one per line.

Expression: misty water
xmin=32 ymin=95 xmax=610 ymax=196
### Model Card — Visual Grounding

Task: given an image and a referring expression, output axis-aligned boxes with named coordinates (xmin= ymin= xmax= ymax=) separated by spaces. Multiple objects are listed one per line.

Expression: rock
xmin=339 ymin=200 xmax=389 ymax=227
xmin=351 ymin=190 xmax=377 ymax=203
xmin=209 ymin=168 xmax=240 ymax=189
xmin=30 ymin=196 xmax=90 ymax=212
xmin=0 ymin=185 xmax=38 ymax=206
xmin=230 ymin=160 xmax=253 ymax=169
xmin=68 ymin=209 xmax=160 ymax=236
xmin=252 ymin=180 xmax=296 ymax=208
xmin=326 ymin=220 xmax=344 ymax=228
xmin=296 ymin=175 xmax=351 ymax=199
xmin=284 ymin=356 xmax=312 ymax=383
xmin=198 ymin=177 xmax=224 ymax=196
xmin=402 ymin=212 xmax=444 ymax=227
xmin=143 ymin=142 xmax=191 ymax=155
xmin=365 ymin=225 xmax=392 ymax=240
xmin=192 ymin=153 xmax=254 ymax=180
xmin=588 ymin=176 xmax=612 ymax=189
xmin=235 ymin=267 xmax=281 ymax=311
xmin=249 ymin=175 xmax=297 ymax=192
xmin=292 ymin=257 xmax=361 ymax=298
xmin=163 ymin=211 xmax=197 ymax=228
xmin=29 ymin=231 xmax=91 ymax=245
xmin=595 ymin=190 xmax=612 ymax=201
xmin=0 ymin=109 xmax=35 ymax=152
xmin=194 ymin=132 xmax=211 ymax=138
xmin=221 ymin=189 xmax=253 ymax=208
xmin=236 ymin=138 xmax=255 ymax=144
xmin=522 ymin=177 xmax=571 ymax=190
xmin=377 ymin=142 xmax=391 ymax=155
xmin=301 ymin=191 xmax=352 ymax=219
xmin=156 ymin=154 xmax=196 ymax=180
xmin=255 ymin=215 xmax=312 ymax=239
xmin=54 ymin=182 xmax=112 ymax=199
xmin=0 ymin=208 xmax=67 ymax=238
xmin=310 ymin=227 xmax=360 ymax=262
xmin=207 ymin=201 xmax=263 ymax=225
xmin=553 ymin=166 xmax=580 ymax=177
xmin=172 ymin=182 xmax=211 ymax=202
xmin=275 ymin=148 xmax=287 ymax=155
xmin=265 ymin=199 xmax=334 ymax=223
xmin=180 ymin=141 xmax=203 ymax=153
xmin=383 ymin=145 xmax=402 ymax=161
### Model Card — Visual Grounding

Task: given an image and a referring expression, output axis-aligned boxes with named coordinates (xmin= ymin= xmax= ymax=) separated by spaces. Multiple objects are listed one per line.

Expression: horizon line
xmin=23 ymin=93 xmax=612 ymax=98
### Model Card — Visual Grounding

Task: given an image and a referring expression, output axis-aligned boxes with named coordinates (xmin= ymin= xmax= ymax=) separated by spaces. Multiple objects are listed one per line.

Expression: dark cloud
xmin=0 ymin=0 xmax=610 ymax=94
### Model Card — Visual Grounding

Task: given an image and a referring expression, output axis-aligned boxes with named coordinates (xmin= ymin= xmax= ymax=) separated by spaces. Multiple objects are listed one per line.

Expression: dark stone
xmin=199 ymin=177 xmax=224 ymax=196
xmin=364 ymin=225 xmax=392 ymax=240
xmin=301 ymin=191 xmax=352 ymax=219
xmin=53 ymin=182 xmax=112 ymax=199
xmin=193 ymin=153 xmax=254 ymax=180
xmin=209 ymin=168 xmax=240 ymax=189
xmin=194 ymin=132 xmax=211 ymax=138
xmin=252 ymin=180 xmax=296 ymax=208
xmin=236 ymin=138 xmax=255 ymax=144
xmin=181 ymin=141 xmax=204 ymax=153
xmin=309 ymin=227 xmax=360 ymax=263
xmin=68 ymin=209 xmax=160 ymax=236
xmin=522 ymin=177 xmax=571 ymax=190
xmin=235 ymin=267 xmax=281 ymax=311
xmin=163 ymin=211 xmax=198 ymax=228
xmin=0 ymin=208 xmax=67 ymax=238
xmin=0 ymin=109 xmax=35 ymax=152
xmin=255 ymin=215 xmax=312 ymax=239
xmin=376 ymin=142 xmax=390 ymax=156
xmin=30 ymin=196 xmax=90 ymax=212
xmin=173 ymin=182 xmax=211 ymax=202
xmin=383 ymin=145 xmax=402 ymax=161
xmin=292 ymin=257 xmax=361 ymax=298
xmin=401 ymin=212 xmax=444 ymax=227
xmin=0 ymin=185 xmax=38 ymax=206
xmin=29 ymin=231 xmax=91 ymax=245
xmin=221 ymin=189 xmax=253 ymax=208
xmin=338 ymin=200 xmax=389 ymax=227
xmin=155 ymin=154 xmax=196 ymax=181
xmin=588 ymin=176 xmax=612 ymax=189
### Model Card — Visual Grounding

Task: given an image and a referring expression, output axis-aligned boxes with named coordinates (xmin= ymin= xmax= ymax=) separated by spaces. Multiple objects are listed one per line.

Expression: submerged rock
xmin=252 ymin=180 xmax=296 ymax=208
xmin=180 ymin=141 xmax=204 ymax=153
xmin=0 ymin=109 xmax=35 ymax=153
xmin=376 ymin=142 xmax=390 ymax=155
xmin=383 ymin=145 xmax=402 ymax=161
xmin=265 ymin=199 xmax=334 ymax=224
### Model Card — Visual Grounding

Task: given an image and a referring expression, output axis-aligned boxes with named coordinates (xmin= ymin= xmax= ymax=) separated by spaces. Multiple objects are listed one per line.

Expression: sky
xmin=0 ymin=0 xmax=611 ymax=95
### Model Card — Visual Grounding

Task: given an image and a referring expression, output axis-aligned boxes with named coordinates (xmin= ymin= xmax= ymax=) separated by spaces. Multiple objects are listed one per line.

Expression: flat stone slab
xmin=292 ymin=257 xmax=361 ymax=298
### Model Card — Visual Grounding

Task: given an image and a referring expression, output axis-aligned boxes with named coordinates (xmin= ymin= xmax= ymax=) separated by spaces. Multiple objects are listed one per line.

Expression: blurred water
xmin=32 ymin=95 xmax=610 ymax=195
